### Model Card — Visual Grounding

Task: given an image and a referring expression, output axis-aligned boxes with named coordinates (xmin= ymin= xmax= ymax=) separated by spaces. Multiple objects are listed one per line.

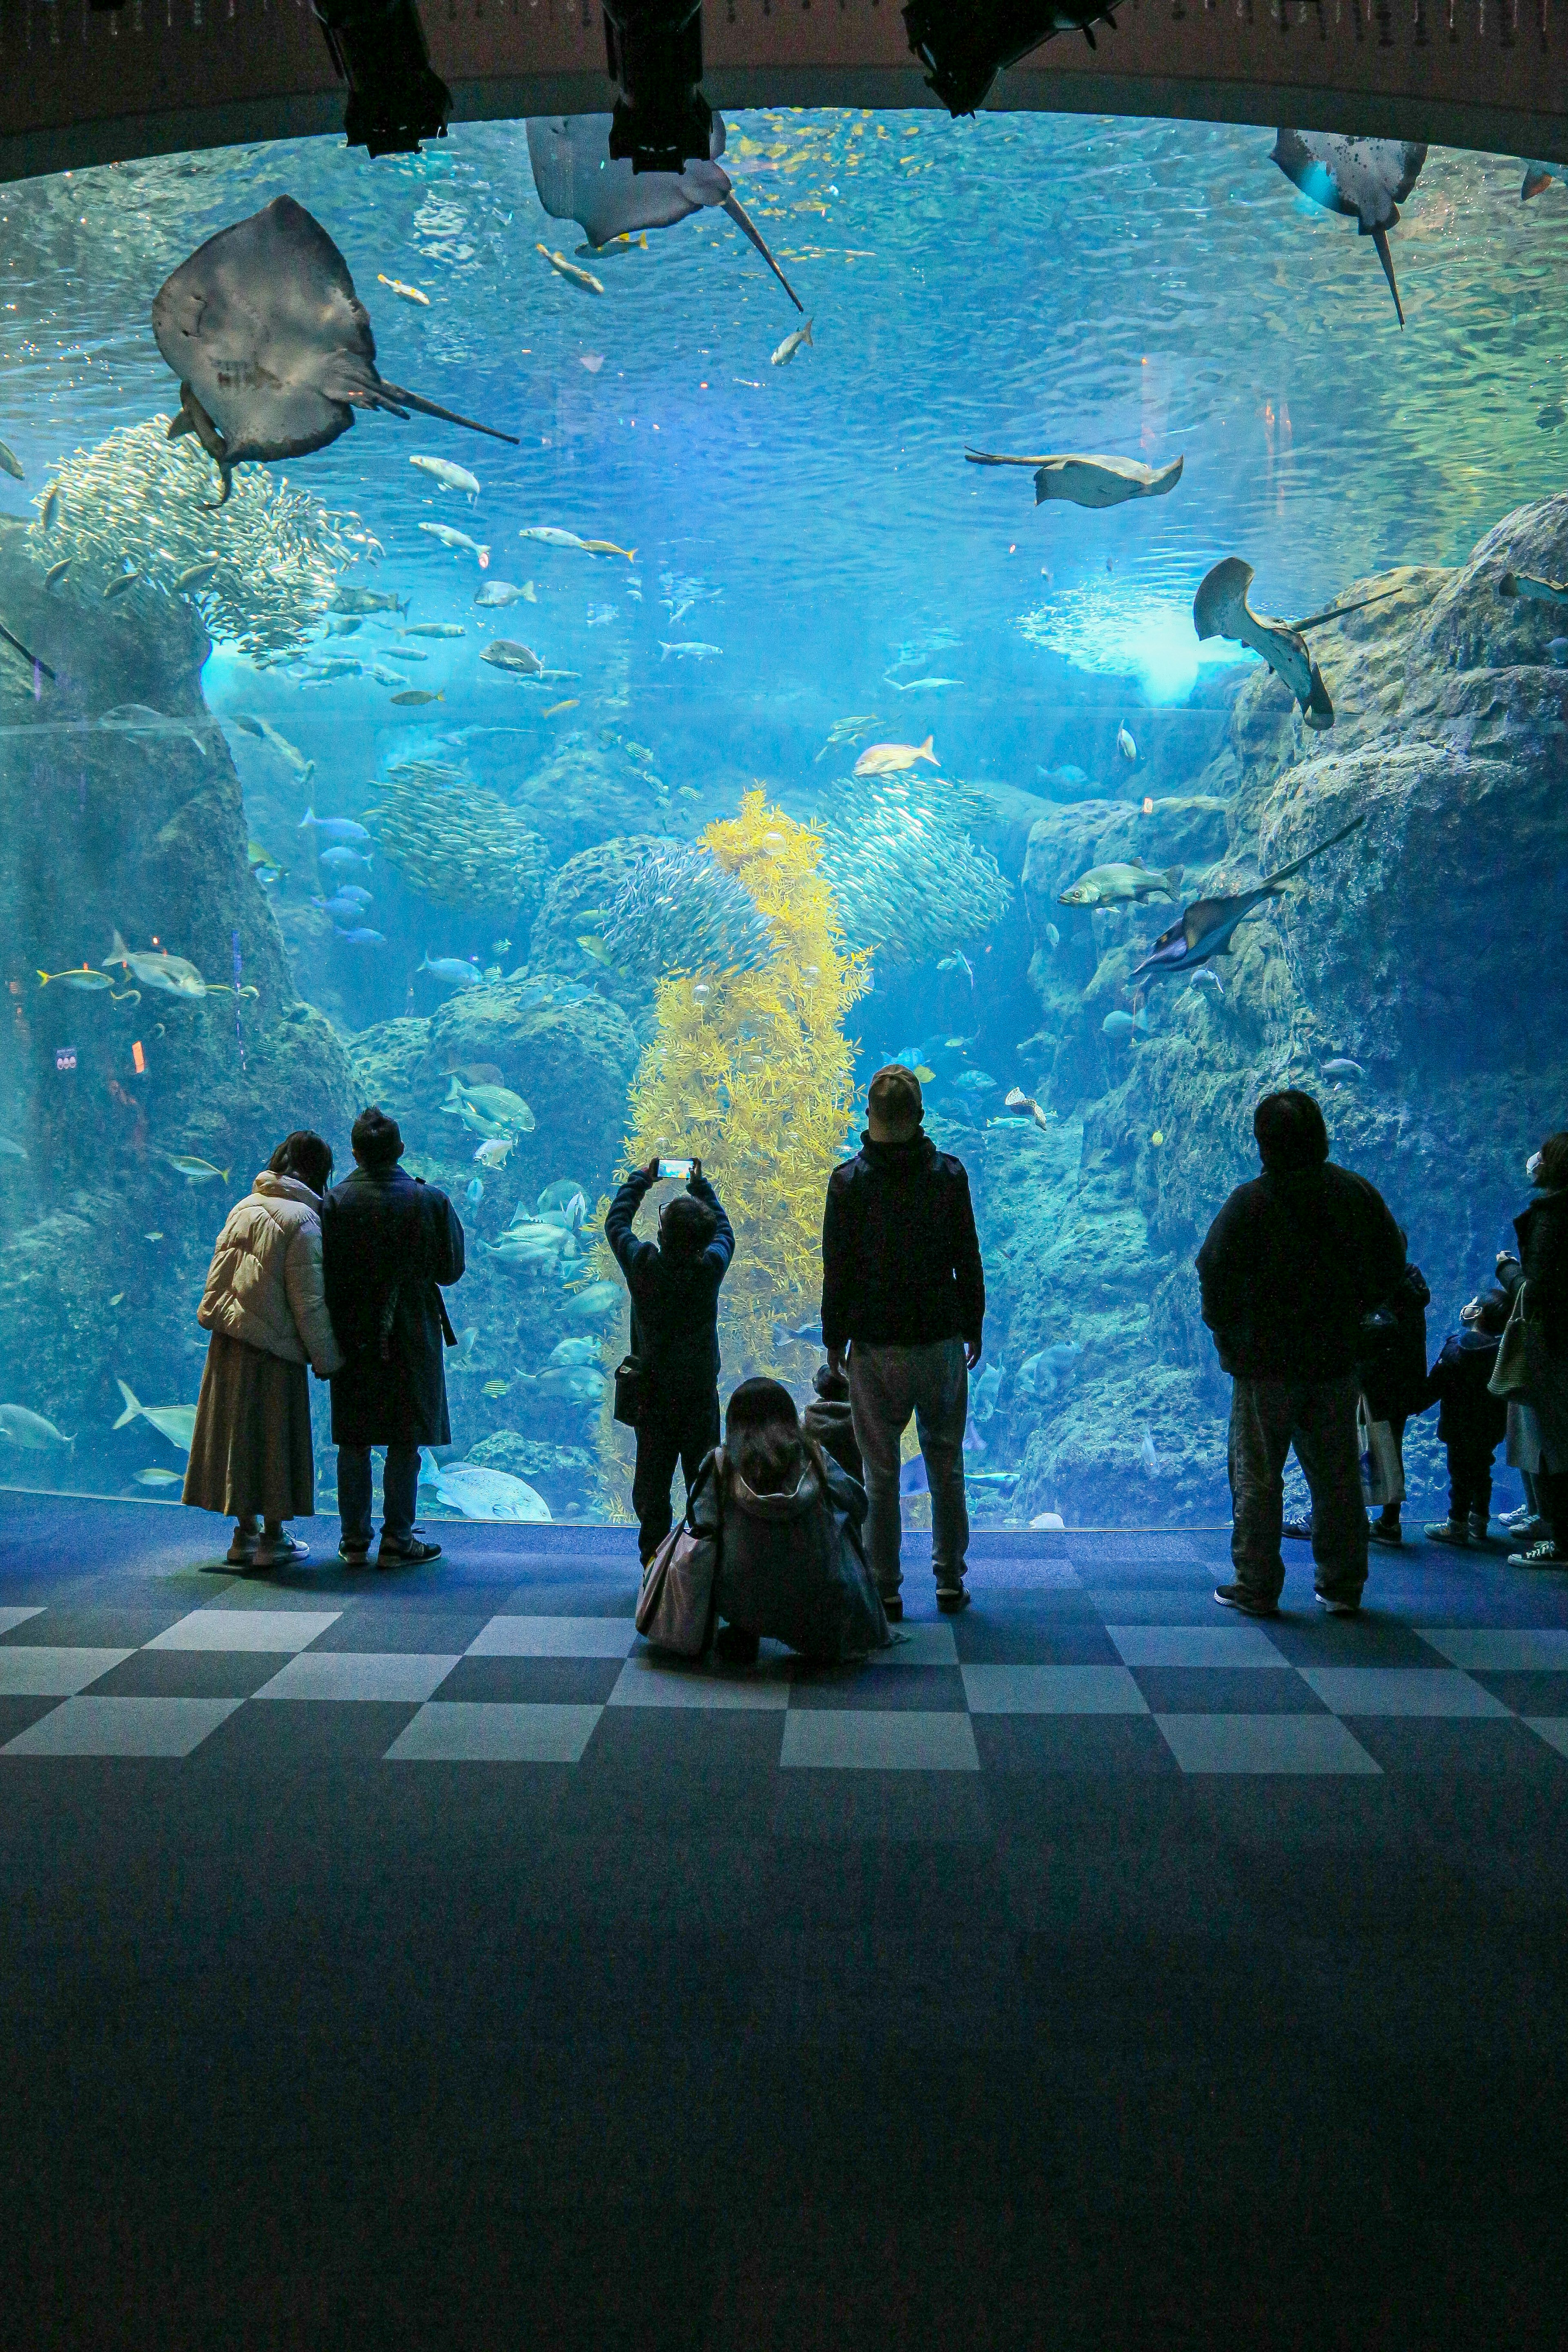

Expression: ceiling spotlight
xmin=601 ymin=0 xmax=713 ymax=176
xmin=313 ymin=0 xmax=451 ymax=160
xmin=902 ymin=0 xmax=1120 ymax=118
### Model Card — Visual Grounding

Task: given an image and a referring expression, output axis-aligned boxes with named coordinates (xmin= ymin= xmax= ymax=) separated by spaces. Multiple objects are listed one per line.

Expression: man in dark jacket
xmin=1195 ymin=1089 xmax=1405 ymax=1617
xmin=822 ymin=1065 xmax=985 ymax=1619
xmin=321 ymin=1107 xmax=465 ymax=1568
xmin=605 ymin=1157 xmax=734 ymax=1565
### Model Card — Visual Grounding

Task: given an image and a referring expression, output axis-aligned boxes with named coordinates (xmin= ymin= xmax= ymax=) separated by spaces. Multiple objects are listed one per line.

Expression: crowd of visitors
xmin=180 ymin=1071 xmax=1568 ymax=1640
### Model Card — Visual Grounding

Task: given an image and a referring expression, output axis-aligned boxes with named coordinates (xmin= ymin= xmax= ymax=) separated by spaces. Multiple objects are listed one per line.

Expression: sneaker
xmin=1424 ymin=1519 xmax=1471 ymax=1548
xmin=1467 ymin=1512 xmax=1497 ymax=1546
xmin=936 ymin=1583 xmax=971 ymax=1615
xmin=252 ymin=1535 xmax=310 ymax=1568
xmin=1508 ymin=1539 xmax=1568 ymax=1570
xmin=1368 ymin=1520 xmax=1403 ymax=1548
xmin=879 ymin=1592 xmax=903 ymax=1623
xmin=1505 ymin=1515 xmax=1549 ymax=1547
xmin=338 ymin=1539 xmax=371 ymax=1566
xmin=1281 ymin=1519 xmax=1313 ymax=1542
xmin=375 ymin=1535 xmax=442 ymax=1568
xmin=223 ymin=1533 xmax=258 ymax=1567
xmin=1500 ymin=1505 xmax=1532 ymax=1530
xmin=1214 ymin=1583 xmax=1279 ymax=1618
xmin=1315 ymin=1590 xmax=1362 ymax=1616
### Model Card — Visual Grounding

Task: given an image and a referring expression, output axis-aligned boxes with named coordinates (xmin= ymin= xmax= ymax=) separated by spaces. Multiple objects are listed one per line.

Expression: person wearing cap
xmin=321 ymin=1104 xmax=466 ymax=1569
xmin=820 ymin=1064 xmax=985 ymax=1618
xmin=1195 ymin=1088 xmax=1405 ymax=1618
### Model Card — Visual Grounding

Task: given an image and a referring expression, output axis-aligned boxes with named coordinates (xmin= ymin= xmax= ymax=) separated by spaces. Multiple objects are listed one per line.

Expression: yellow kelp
xmin=592 ymin=790 xmax=866 ymax=1512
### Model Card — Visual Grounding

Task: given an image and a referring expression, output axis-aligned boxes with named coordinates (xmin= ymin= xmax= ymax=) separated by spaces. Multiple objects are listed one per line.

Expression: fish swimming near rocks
xmin=230 ymin=712 xmax=314 ymax=782
xmin=566 ymin=1280 xmax=621 ymax=1324
xmin=853 ymin=735 xmax=938 ymax=777
xmin=474 ymin=579 xmax=536 ymax=607
xmin=319 ymin=844 xmax=372 ymax=871
xmin=481 ymin=639 xmax=545 ymax=677
xmin=102 ymin=929 xmax=209 ymax=999
xmin=43 ymin=559 xmax=70 ymax=592
xmin=0 ymin=437 xmax=22 ymax=481
xmin=38 ymin=965 xmax=115 ymax=992
xmin=300 ymin=810 xmax=371 ymax=845
xmin=474 ymin=1137 xmax=514 ymax=1168
xmin=445 ymin=1077 xmax=535 ymax=1131
xmin=953 ymin=1069 xmax=997 ymax=1093
xmin=1321 ymin=1056 xmax=1365 ymax=1079
xmin=103 ymin=569 xmax=142 ymax=599
xmin=1004 ymin=1086 xmax=1052 ymax=1134
xmin=963 ymin=447 xmax=1183 ymax=508
xmin=410 ymin=454 xmax=480 ymax=499
xmin=1102 ymin=1008 xmax=1151 ymax=1041
xmin=335 ymin=926 xmax=386 ymax=944
xmin=1498 ymin=570 xmax=1568 ymax=610
xmin=151 ymin=196 xmax=519 ymax=506
xmin=112 ymin=1379 xmax=197 ymax=1452
xmin=0 ymin=1403 xmax=74 ymax=1450
xmin=1270 ymin=130 xmax=1426 ymax=326
xmin=525 ymin=111 xmax=803 ymax=310
xmin=420 ymin=521 xmax=490 ymax=567
xmin=419 ymin=953 xmax=484 ymax=989
xmin=1059 ymin=859 xmax=1183 ymax=909
xmin=1133 ymin=811 xmax=1367 ymax=983
xmin=771 ymin=319 xmax=814 ymax=367
xmin=417 ymin=1447 xmax=551 ymax=1522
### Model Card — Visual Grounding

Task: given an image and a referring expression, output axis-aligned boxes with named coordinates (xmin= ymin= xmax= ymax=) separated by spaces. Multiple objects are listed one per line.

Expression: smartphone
xmin=657 ymin=1157 xmax=694 ymax=1182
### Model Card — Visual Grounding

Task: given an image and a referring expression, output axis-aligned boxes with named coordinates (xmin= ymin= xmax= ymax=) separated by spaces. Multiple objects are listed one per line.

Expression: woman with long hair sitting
xmin=693 ymin=1376 xmax=892 ymax=1665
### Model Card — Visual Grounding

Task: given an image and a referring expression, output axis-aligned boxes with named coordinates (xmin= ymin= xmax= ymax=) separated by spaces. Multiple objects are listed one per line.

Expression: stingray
xmin=151 ymin=196 xmax=518 ymax=508
xmin=964 ymin=448 xmax=1182 ymax=509
xmin=1131 ymin=813 xmax=1367 ymax=984
xmin=1271 ymin=131 xmax=1426 ymax=326
xmin=525 ymin=113 xmax=802 ymax=312
xmin=1193 ymin=558 xmax=1403 ymax=732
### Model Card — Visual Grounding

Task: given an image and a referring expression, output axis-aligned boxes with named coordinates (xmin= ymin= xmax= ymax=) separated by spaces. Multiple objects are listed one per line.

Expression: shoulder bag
xmin=1489 ymin=1280 xmax=1535 ymax=1399
xmin=612 ymin=1353 xmax=648 ymax=1427
xmin=635 ymin=1452 xmax=721 ymax=1657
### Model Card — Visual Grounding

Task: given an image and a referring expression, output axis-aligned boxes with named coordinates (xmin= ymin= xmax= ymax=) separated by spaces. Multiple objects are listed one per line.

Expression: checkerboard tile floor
xmin=7 ymin=1586 xmax=1568 ymax=1775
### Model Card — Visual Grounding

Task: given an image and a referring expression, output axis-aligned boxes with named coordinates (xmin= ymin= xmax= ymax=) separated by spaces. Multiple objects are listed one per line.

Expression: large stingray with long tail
xmin=151 ymin=196 xmax=518 ymax=507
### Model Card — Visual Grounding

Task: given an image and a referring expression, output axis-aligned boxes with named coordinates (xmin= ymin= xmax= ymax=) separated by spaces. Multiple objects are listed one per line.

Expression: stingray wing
xmin=1272 ymin=130 xmax=1358 ymax=220
xmin=152 ymin=196 xmax=375 ymax=465
xmin=526 ymin=112 xmax=727 ymax=247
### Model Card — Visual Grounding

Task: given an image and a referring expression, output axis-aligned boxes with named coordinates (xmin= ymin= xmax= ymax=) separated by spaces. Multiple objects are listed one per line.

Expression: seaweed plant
xmin=31 ymin=417 xmax=375 ymax=658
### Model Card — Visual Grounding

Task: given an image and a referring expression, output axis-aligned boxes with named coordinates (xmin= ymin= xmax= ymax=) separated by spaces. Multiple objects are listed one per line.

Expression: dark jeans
xmin=633 ymin=1390 xmax=720 ymax=1565
xmin=338 ymin=1443 xmax=420 ymax=1549
xmin=1228 ymin=1374 xmax=1367 ymax=1606
xmin=1446 ymin=1439 xmax=1496 ymax=1524
xmin=1543 ymin=1468 xmax=1568 ymax=1547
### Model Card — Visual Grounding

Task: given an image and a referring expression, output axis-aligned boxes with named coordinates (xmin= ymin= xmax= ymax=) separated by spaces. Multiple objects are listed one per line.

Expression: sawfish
xmin=525 ymin=113 xmax=803 ymax=312
xmin=1271 ymin=130 xmax=1426 ymax=326
xmin=1131 ymin=813 xmax=1367 ymax=983
xmin=151 ymin=196 xmax=519 ymax=507
xmin=963 ymin=448 xmax=1183 ymax=509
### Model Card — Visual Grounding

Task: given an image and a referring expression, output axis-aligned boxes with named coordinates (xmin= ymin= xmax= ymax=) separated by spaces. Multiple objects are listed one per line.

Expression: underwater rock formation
xmin=0 ymin=519 xmax=354 ymax=1472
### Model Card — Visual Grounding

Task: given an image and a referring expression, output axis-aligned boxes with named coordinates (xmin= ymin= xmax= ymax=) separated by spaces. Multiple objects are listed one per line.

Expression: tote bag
xmin=1357 ymin=1393 xmax=1405 ymax=1509
xmin=635 ymin=1454 xmax=720 ymax=1657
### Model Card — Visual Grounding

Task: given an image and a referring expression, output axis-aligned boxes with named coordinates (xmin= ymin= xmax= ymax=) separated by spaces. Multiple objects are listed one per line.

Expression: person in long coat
xmin=1507 ymin=1130 xmax=1568 ymax=1569
xmin=184 ymin=1130 xmax=343 ymax=1570
xmin=321 ymin=1106 xmax=465 ymax=1568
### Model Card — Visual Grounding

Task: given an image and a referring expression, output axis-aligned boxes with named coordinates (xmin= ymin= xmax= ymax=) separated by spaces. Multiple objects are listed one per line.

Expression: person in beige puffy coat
xmin=183 ymin=1130 xmax=345 ymax=1570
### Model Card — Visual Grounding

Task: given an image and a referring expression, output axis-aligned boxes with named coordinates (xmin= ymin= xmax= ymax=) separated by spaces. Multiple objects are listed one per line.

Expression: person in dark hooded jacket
xmin=1356 ymin=1241 xmax=1431 ymax=1548
xmin=322 ymin=1106 xmax=465 ymax=1568
xmin=1195 ymin=1089 xmax=1405 ymax=1617
xmin=822 ymin=1064 xmax=984 ymax=1620
xmin=1422 ymin=1286 xmax=1510 ymax=1547
xmin=1506 ymin=1130 xmax=1568 ymax=1568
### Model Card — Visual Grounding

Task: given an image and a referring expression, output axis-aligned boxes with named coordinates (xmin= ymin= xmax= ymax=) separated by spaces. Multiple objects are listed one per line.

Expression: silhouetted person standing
xmin=1196 ymin=1089 xmax=1404 ymax=1617
xmin=606 ymin=1156 xmax=734 ymax=1565
xmin=822 ymin=1064 xmax=984 ymax=1619
xmin=322 ymin=1107 xmax=465 ymax=1568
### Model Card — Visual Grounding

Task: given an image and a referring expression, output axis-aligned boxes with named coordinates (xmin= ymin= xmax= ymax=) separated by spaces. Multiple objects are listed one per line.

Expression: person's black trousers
xmin=1446 ymin=1438 xmax=1496 ymax=1525
xmin=632 ymin=1389 xmax=720 ymax=1564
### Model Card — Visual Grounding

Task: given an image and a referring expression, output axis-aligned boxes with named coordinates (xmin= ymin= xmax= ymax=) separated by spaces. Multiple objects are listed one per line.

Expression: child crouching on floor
xmin=1423 ymin=1287 xmax=1511 ymax=1547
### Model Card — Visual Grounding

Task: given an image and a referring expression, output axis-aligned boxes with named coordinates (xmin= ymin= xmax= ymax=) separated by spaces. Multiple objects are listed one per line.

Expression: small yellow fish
xmin=377 ymin=273 xmax=430 ymax=305
xmin=144 ymin=1231 xmax=165 ymax=1242
xmin=582 ymin=538 xmax=636 ymax=561
xmin=913 ymin=1065 xmax=936 ymax=1083
xmin=103 ymin=570 xmax=142 ymax=599
xmin=167 ymin=1155 xmax=230 ymax=1183
xmin=482 ymin=1379 xmax=509 ymax=1397
xmin=108 ymin=1293 xmax=124 ymax=1307
xmin=1151 ymin=1130 xmax=1165 ymax=1147
xmin=543 ymin=698 xmax=580 ymax=717
xmin=537 ymin=243 xmax=604 ymax=295
xmin=390 ymin=689 xmax=444 ymax=706
xmin=853 ymin=735 xmax=939 ymax=777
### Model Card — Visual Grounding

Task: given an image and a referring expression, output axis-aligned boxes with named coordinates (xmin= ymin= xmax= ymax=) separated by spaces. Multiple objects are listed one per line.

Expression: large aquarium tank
xmin=0 ymin=111 xmax=1565 ymax=1526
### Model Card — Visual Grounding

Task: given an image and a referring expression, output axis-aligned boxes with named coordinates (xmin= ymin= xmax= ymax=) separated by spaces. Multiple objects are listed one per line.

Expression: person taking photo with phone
xmin=606 ymin=1155 xmax=735 ymax=1565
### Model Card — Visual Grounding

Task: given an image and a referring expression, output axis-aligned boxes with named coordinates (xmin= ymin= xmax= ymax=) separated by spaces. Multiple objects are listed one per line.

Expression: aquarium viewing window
xmin=0 ymin=15 xmax=1565 ymax=1529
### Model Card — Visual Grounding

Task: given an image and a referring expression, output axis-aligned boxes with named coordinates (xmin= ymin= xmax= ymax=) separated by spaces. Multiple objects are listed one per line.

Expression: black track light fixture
xmin=601 ymin=0 xmax=713 ymax=176
xmin=314 ymin=0 xmax=452 ymax=160
xmin=901 ymin=0 xmax=1120 ymax=118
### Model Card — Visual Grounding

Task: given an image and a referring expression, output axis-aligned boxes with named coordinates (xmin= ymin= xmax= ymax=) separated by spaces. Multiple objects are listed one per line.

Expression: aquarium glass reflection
xmin=1 ymin=111 xmax=1566 ymax=1523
